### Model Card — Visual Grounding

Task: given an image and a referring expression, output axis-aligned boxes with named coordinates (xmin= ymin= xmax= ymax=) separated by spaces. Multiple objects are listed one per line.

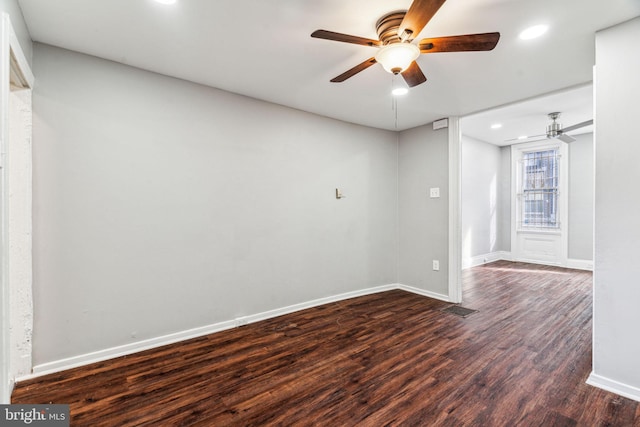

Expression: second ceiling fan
xmin=503 ymin=112 xmax=594 ymax=144
xmin=311 ymin=0 xmax=501 ymax=88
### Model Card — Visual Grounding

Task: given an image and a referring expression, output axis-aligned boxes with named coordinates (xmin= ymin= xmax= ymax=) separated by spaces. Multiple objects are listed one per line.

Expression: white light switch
xmin=430 ymin=187 xmax=440 ymax=198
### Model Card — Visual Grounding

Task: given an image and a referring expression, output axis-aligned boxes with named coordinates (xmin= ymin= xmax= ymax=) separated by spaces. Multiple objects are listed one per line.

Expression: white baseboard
xmin=24 ymin=283 xmax=431 ymax=381
xmin=512 ymin=257 xmax=593 ymax=271
xmin=398 ymin=284 xmax=450 ymax=302
xmin=462 ymin=251 xmax=512 ymax=269
xmin=587 ymin=372 xmax=640 ymax=402
xmin=566 ymin=258 xmax=594 ymax=271
xmin=24 ymin=318 xmax=236 ymax=380
xmin=498 ymin=251 xmax=513 ymax=261
xmin=463 ymin=252 xmax=592 ymax=271
xmin=234 ymin=284 xmax=398 ymax=327
xmin=3 ymin=378 xmax=14 ymax=404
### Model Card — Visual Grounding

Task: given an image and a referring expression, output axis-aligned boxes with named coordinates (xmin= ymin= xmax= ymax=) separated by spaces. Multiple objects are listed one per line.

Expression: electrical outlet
xmin=433 ymin=260 xmax=440 ymax=271
xmin=430 ymin=187 xmax=440 ymax=198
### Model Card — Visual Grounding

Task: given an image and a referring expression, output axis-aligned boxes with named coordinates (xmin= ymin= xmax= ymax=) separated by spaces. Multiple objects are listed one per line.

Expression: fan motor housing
xmin=547 ymin=112 xmax=562 ymax=138
xmin=376 ymin=11 xmax=407 ymax=45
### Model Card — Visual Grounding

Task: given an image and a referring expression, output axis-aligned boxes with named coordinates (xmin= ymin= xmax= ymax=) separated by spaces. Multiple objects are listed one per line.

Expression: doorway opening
xmin=454 ymin=84 xmax=594 ymax=302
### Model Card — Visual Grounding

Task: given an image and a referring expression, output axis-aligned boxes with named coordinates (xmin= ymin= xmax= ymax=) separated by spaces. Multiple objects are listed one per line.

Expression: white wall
xmin=31 ymin=44 xmax=399 ymax=367
xmin=398 ymin=124 xmax=449 ymax=298
xmin=461 ymin=135 xmax=502 ymax=264
xmin=568 ymin=132 xmax=593 ymax=261
xmin=0 ymin=0 xmax=31 ymax=65
xmin=589 ymin=17 xmax=640 ymax=401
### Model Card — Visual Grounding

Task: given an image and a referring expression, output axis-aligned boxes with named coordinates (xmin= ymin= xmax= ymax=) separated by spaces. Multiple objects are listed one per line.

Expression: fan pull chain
xmin=391 ymin=76 xmax=399 ymax=129
xmin=394 ymin=98 xmax=399 ymax=129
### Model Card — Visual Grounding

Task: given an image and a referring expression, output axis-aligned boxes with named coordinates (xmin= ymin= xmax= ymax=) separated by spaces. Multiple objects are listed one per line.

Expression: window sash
xmin=519 ymin=149 xmax=560 ymax=229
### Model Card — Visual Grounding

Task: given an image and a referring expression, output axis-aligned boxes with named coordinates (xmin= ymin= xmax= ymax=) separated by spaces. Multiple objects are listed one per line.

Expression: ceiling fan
xmin=311 ymin=0 xmax=500 ymax=88
xmin=506 ymin=112 xmax=594 ymax=144
xmin=544 ymin=112 xmax=593 ymax=143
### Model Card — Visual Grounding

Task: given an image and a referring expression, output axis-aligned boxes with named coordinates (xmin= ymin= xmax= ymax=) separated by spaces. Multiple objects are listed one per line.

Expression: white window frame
xmin=518 ymin=147 xmax=561 ymax=230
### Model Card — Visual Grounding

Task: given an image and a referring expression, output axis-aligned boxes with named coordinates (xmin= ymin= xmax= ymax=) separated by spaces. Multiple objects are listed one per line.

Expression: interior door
xmin=511 ymin=140 xmax=568 ymax=266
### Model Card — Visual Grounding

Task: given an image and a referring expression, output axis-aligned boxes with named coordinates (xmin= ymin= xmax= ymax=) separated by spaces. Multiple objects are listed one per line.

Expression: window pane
xmin=520 ymin=149 xmax=559 ymax=228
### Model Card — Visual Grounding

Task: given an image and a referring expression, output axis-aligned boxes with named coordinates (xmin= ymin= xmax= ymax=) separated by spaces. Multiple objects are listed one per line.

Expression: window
xmin=519 ymin=148 xmax=560 ymax=229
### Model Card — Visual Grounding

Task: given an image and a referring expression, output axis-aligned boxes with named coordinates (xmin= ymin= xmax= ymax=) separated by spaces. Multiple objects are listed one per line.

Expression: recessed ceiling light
xmin=491 ymin=123 xmax=502 ymax=129
xmin=154 ymin=0 xmax=177 ymax=4
xmin=392 ymin=87 xmax=409 ymax=96
xmin=519 ymin=24 xmax=548 ymax=40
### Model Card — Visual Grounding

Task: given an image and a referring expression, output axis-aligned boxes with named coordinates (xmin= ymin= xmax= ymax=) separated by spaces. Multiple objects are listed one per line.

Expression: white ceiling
xmin=17 ymin=0 xmax=640 ymax=132
xmin=462 ymin=84 xmax=594 ymax=146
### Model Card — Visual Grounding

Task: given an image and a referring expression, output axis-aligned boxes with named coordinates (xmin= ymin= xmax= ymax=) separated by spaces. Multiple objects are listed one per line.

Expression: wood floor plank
xmin=12 ymin=261 xmax=640 ymax=426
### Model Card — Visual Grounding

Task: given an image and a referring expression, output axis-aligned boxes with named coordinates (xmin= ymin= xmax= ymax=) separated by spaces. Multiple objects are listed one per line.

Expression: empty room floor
xmin=12 ymin=261 xmax=640 ymax=425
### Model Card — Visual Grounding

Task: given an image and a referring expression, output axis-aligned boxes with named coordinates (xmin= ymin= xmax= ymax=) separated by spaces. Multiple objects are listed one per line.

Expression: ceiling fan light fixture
xmin=375 ymin=43 xmax=420 ymax=74
xmin=391 ymin=76 xmax=409 ymax=96
xmin=392 ymin=87 xmax=409 ymax=96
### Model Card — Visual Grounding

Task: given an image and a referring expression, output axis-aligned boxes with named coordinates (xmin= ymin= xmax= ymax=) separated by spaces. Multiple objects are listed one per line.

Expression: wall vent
xmin=433 ymin=118 xmax=448 ymax=130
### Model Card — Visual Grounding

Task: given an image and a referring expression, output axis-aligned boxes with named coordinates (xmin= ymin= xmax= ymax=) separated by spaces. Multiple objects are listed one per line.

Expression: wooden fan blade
xmin=311 ymin=30 xmax=381 ymax=47
xmin=419 ymin=32 xmax=500 ymax=52
xmin=330 ymin=58 xmax=377 ymax=83
xmin=398 ymin=0 xmax=447 ymax=41
xmin=401 ymin=61 xmax=427 ymax=87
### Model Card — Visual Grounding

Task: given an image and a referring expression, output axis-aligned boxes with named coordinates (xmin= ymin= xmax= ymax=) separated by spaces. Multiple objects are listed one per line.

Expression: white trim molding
xmin=448 ymin=116 xmax=462 ymax=303
xmin=0 ymin=12 xmax=9 ymax=404
xmin=1 ymin=12 xmax=34 ymax=404
xmin=566 ymin=259 xmax=593 ymax=271
xmin=462 ymin=251 xmax=509 ymax=270
xmin=587 ymin=372 xmax=640 ymax=403
xmin=462 ymin=252 xmax=592 ymax=271
xmin=398 ymin=284 xmax=450 ymax=302
xmin=22 ymin=283 xmax=448 ymax=381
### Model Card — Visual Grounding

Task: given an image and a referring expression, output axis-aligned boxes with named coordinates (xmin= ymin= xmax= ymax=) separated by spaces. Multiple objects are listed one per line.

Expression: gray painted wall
xmin=398 ymin=124 xmax=449 ymax=297
xmin=499 ymin=146 xmax=511 ymax=252
xmin=0 ymin=0 xmax=31 ymax=65
xmin=568 ymin=133 xmax=593 ymax=260
xmin=461 ymin=135 xmax=502 ymax=259
xmin=592 ymin=17 xmax=640 ymax=394
xmin=32 ymin=44 xmax=399 ymax=365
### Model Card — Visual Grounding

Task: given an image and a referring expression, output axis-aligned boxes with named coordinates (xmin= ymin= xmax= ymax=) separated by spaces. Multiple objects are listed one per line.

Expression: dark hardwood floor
xmin=13 ymin=261 xmax=640 ymax=426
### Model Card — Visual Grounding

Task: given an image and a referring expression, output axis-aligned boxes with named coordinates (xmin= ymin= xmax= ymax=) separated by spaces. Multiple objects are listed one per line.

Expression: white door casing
xmin=0 ymin=13 xmax=34 ymax=404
